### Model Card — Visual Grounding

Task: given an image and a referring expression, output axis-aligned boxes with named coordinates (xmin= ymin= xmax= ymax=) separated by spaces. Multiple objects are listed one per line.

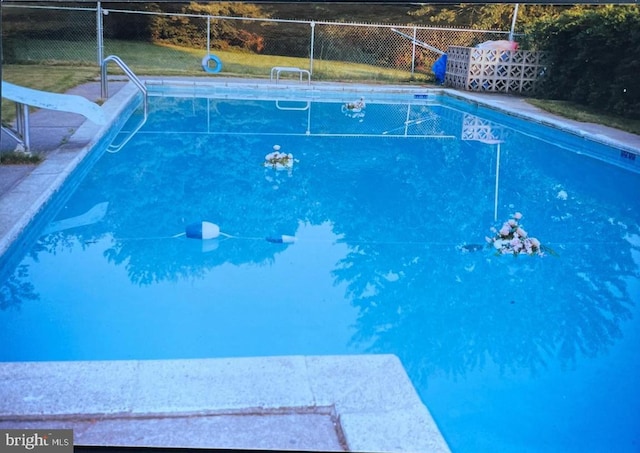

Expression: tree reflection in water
xmin=0 ymin=265 xmax=39 ymax=310
xmin=333 ymin=131 xmax=640 ymax=388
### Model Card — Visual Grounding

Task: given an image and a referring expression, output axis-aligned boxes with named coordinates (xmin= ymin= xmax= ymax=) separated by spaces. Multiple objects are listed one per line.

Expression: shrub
xmin=526 ymin=6 xmax=640 ymax=119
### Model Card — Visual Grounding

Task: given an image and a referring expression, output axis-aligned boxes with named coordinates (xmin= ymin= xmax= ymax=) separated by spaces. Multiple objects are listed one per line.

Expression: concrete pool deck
xmin=0 ymin=355 xmax=451 ymax=452
xmin=1 ymin=77 xmax=640 ymax=452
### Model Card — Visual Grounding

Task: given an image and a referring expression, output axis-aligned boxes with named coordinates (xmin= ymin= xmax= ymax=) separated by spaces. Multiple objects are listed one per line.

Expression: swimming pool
xmin=1 ymin=84 xmax=639 ymax=453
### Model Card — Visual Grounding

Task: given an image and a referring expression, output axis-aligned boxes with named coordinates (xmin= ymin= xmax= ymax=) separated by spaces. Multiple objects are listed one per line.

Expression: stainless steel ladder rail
xmin=1 ymin=103 xmax=31 ymax=151
xmin=105 ymin=112 xmax=147 ymax=154
xmin=275 ymin=100 xmax=310 ymax=111
xmin=101 ymin=55 xmax=148 ymax=116
xmin=100 ymin=55 xmax=148 ymax=152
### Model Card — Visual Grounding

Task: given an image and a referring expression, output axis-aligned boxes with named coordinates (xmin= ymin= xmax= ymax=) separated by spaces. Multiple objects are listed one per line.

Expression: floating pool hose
xmin=179 ymin=222 xmax=489 ymax=249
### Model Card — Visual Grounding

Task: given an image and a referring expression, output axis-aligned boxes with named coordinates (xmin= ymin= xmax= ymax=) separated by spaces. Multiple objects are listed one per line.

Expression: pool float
xmin=185 ymin=221 xmax=222 ymax=239
xmin=264 ymin=150 xmax=294 ymax=170
xmin=183 ymin=221 xmax=296 ymax=245
xmin=342 ymin=98 xmax=366 ymax=119
xmin=343 ymin=97 xmax=366 ymax=111
xmin=201 ymin=54 xmax=223 ymax=74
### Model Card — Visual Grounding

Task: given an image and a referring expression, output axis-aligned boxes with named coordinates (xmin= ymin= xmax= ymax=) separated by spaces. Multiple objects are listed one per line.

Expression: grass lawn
xmin=0 ymin=151 xmax=43 ymax=164
xmin=526 ymin=98 xmax=640 ymax=136
xmin=2 ymin=66 xmax=99 ymax=124
xmin=2 ymin=38 xmax=427 ymax=123
xmin=6 ymin=37 xmax=427 ymax=81
xmin=103 ymin=40 xmax=428 ymax=83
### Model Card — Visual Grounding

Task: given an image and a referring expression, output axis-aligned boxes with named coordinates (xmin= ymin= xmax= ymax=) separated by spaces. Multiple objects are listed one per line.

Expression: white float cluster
xmin=264 ymin=145 xmax=294 ymax=170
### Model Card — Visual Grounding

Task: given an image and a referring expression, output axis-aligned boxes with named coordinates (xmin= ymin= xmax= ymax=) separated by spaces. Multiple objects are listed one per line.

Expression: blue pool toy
xmin=201 ymin=54 xmax=222 ymax=74
xmin=432 ymin=54 xmax=447 ymax=85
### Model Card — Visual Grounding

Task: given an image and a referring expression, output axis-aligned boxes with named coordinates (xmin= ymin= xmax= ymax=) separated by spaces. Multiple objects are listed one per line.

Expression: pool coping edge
xmin=0 ymin=355 xmax=452 ymax=453
xmin=439 ymin=87 xmax=640 ymax=156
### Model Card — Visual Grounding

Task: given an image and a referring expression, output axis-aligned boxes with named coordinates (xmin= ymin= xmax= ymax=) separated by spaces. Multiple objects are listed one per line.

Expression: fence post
xmin=0 ymin=7 xmax=3 ymax=100
xmin=207 ymin=16 xmax=211 ymax=55
xmin=100 ymin=60 xmax=108 ymax=99
xmin=96 ymin=1 xmax=104 ymax=66
xmin=411 ymin=26 xmax=417 ymax=76
xmin=309 ymin=21 xmax=315 ymax=76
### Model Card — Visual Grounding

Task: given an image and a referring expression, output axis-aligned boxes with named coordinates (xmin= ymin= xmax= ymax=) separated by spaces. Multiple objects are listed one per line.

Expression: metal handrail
xmin=101 ymin=55 xmax=147 ymax=116
xmin=275 ymin=100 xmax=310 ymax=111
xmin=106 ymin=111 xmax=147 ymax=154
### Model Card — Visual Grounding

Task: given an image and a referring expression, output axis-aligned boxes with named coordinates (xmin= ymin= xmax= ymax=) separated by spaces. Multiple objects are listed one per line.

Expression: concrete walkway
xmin=1 ymin=81 xmax=126 ymax=197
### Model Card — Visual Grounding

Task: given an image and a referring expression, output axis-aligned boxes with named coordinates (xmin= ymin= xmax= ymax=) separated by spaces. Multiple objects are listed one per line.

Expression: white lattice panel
xmin=444 ymin=46 xmax=546 ymax=94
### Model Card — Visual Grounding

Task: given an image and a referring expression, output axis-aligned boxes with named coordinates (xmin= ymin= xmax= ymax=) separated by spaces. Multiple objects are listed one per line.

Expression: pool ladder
xmin=100 ymin=55 xmax=148 ymax=153
xmin=101 ymin=55 xmax=147 ymax=116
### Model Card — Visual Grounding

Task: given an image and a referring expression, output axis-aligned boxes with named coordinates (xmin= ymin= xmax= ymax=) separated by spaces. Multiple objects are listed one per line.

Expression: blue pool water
xmin=1 ymin=89 xmax=639 ymax=452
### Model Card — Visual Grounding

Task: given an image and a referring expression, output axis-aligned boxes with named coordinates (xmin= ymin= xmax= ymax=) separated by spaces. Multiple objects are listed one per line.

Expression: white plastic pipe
xmin=509 ymin=4 xmax=520 ymax=42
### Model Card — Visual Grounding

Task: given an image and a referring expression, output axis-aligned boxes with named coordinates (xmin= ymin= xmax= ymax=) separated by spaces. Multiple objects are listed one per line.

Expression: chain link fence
xmin=2 ymin=4 xmax=98 ymax=65
xmin=2 ymin=3 xmax=511 ymax=85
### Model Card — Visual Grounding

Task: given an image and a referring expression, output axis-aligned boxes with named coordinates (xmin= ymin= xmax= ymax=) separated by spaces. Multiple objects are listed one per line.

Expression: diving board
xmin=1 ymin=81 xmax=107 ymax=152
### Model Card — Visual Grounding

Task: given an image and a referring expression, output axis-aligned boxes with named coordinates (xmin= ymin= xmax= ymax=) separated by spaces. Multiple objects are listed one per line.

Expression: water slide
xmin=1 ymin=81 xmax=107 ymax=151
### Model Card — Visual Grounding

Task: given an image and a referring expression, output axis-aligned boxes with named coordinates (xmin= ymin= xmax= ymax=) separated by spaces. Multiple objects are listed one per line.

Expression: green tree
xmin=408 ymin=4 xmax=573 ymax=36
xmin=150 ymin=2 xmax=270 ymax=52
xmin=409 ymin=4 xmax=515 ymax=30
